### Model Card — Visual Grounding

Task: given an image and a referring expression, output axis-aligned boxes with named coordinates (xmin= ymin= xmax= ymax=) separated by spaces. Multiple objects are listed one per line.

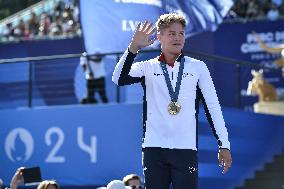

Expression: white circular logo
xmin=5 ymin=128 xmax=34 ymax=162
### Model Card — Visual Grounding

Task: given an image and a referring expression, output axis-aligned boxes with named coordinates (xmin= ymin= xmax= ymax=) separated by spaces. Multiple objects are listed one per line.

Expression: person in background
xmin=9 ymin=167 xmax=59 ymax=189
xmin=80 ymin=52 xmax=109 ymax=104
xmin=37 ymin=181 xmax=59 ymax=189
xmin=97 ymin=180 xmax=131 ymax=189
xmin=123 ymin=174 xmax=143 ymax=189
xmin=267 ymin=3 xmax=280 ymax=21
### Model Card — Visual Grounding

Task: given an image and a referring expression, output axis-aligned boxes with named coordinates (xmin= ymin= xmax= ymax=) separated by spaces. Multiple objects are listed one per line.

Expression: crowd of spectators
xmin=6 ymin=167 xmax=143 ymax=189
xmin=226 ymin=0 xmax=284 ymax=21
xmin=0 ymin=0 xmax=80 ymax=42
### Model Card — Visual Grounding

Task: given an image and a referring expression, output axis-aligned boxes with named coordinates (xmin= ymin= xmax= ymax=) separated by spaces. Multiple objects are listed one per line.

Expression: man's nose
xmin=174 ymin=35 xmax=182 ymax=41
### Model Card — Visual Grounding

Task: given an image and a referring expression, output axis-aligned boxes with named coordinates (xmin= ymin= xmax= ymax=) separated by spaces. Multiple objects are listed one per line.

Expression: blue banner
xmin=80 ymin=0 xmax=162 ymax=54
xmin=80 ymin=0 xmax=234 ymax=54
xmin=161 ymin=0 xmax=234 ymax=37
xmin=213 ymin=20 xmax=284 ymax=109
xmin=0 ymin=105 xmax=143 ymax=186
xmin=1 ymin=105 xmax=284 ymax=188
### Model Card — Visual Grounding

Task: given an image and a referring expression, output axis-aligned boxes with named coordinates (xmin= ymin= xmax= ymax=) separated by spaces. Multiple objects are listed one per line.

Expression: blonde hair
xmin=156 ymin=13 xmax=186 ymax=33
xmin=37 ymin=180 xmax=59 ymax=189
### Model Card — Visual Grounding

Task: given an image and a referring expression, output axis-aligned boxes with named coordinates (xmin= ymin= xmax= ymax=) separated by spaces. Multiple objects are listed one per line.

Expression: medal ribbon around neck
xmin=160 ymin=57 xmax=185 ymax=112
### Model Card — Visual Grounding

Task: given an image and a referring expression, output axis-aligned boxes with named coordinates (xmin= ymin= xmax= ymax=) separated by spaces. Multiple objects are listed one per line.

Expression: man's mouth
xmin=172 ymin=43 xmax=181 ymax=46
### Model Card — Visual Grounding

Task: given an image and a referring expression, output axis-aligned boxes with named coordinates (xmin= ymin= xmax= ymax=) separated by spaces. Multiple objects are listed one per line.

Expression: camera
xmin=22 ymin=167 xmax=42 ymax=185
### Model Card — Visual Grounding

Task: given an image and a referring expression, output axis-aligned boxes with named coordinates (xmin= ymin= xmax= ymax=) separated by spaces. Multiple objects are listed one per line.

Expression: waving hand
xmin=129 ymin=21 xmax=156 ymax=54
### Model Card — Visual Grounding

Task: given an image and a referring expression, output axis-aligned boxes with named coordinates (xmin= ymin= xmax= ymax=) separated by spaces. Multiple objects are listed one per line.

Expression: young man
xmin=112 ymin=13 xmax=232 ymax=189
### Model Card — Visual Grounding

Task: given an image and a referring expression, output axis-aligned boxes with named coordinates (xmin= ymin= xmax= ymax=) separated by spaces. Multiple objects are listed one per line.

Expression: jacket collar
xmin=158 ymin=52 xmax=184 ymax=64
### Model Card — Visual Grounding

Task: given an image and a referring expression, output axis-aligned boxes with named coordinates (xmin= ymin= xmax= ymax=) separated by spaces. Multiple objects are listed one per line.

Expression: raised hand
xmin=129 ymin=21 xmax=156 ymax=54
xmin=10 ymin=167 xmax=25 ymax=189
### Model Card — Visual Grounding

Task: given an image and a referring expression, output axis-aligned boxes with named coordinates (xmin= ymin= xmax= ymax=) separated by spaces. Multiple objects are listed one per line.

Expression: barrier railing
xmin=0 ymin=49 xmax=281 ymax=109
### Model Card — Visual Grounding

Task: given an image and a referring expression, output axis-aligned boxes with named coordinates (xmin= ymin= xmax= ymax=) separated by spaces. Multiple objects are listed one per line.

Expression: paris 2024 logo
xmin=4 ymin=128 xmax=34 ymax=162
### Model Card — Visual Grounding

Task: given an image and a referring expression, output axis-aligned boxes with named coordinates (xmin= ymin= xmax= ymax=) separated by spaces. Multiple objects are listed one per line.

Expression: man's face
xmin=158 ymin=22 xmax=185 ymax=55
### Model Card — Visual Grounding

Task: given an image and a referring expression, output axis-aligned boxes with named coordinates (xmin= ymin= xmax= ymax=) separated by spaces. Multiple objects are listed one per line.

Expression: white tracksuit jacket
xmin=112 ymin=49 xmax=230 ymax=151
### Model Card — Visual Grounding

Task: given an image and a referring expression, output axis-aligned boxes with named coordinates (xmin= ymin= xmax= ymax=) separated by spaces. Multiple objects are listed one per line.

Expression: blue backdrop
xmin=80 ymin=0 xmax=234 ymax=54
xmin=213 ymin=20 xmax=284 ymax=109
xmin=1 ymin=104 xmax=284 ymax=189
xmin=0 ymin=104 xmax=142 ymax=186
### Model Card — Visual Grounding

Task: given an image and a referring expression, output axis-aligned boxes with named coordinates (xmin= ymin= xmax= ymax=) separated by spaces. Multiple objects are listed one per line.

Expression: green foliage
xmin=0 ymin=0 xmax=40 ymax=20
xmin=0 ymin=9 xmax=10 ymax=20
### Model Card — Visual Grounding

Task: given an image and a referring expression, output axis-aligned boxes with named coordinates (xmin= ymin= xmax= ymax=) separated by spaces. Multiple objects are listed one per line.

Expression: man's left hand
xmin=218 ymin=149 xmax=232 ymax=174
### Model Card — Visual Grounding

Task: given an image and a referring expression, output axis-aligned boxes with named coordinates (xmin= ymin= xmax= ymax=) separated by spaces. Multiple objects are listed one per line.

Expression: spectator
xmin=246 ymin=0 xmax=259 ymax=19
xmin=267 ymin=3 xmax=280 ymax=21
xmin=227 ymin=0 xmax=284 ymax=21
xmin=28 ymin=12 xmax=39 ymax=36
xmin=234 ymin=0 xmax=248 ymax=18
xmin=2 ymin=23 xmax=15 ymax=41
xmin=259 ymin=0 xmax=272 ymax=14
xmin=49 ymin=16 xmax=63 ymax=36
xmin=72 ymin=1 xmax=79 ymax=23
xmin=123 ymin=174 xmax=143 ymax=189
xmin=37 ymin=181 xmax=59 ymax=189
xmin=38 ymin=13 xmax=51 ymax=36
xmin=9 ymin=167 xmax=59 ymax=189
xmin=17 ymin=19 xmax=26 ymax=36
xmin=0 ymin=0 xmax=81 ymax=41
xmin=80 ymin=52 xmax=109 ymax=104
xmin=106 ymin=180 xmax=131 ymax=189
xmin=54 ymin=1 xmax=65 ymax=17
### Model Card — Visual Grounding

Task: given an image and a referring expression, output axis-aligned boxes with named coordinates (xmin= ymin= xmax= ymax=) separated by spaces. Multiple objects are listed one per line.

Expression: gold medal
xmin=168 ymin=101 xmax=181 ymax=115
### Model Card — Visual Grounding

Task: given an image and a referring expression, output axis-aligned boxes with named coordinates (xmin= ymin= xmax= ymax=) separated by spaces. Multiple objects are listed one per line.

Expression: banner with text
xmin=80 ymin=0 xmax=234 ymax=54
